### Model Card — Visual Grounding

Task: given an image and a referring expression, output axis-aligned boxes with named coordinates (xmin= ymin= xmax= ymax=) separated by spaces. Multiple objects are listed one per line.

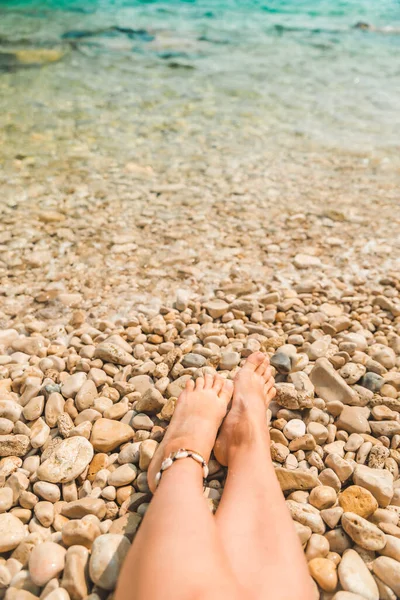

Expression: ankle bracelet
xmin=155 ymin=448 xmax=209 ymax=489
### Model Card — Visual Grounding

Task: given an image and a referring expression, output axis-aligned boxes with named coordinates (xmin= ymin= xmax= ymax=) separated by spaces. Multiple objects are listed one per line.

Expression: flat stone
xmin=338 ymin=486 xmax=378 ymax=518
xmin=90 ymin=418 xmax=134 ymax=452
xmin=129 ymin=375 xmax=154 ymax=395
xmin=335 ymin=405 xmax=371 ymax=434
xmin=89 ymin=534 xmax=130 ymax=590
xmin=310 ymin=358 xmax=358 ymax=405
xmin=203 ymin=299 xmax=229 ymax=318
xmin=353 ymin=464 xmax=394 ymax=507
xmin=0 ymin=513 xmax=26 ymax=552
xmin=275 ymin=467 xmax=319 ymax=492
xmin=294 ymin=254 xmax=321 ymax=268
xmin=181 ymin=353 xmax=207 ymax=368
xmin=370 ymin=421 xmax=400 ymax=437
xmin=338 ymin=549 xmax=379 ymax=600
xmin=341 ymin=512 xmax=386 ymax=551
xmin=37 ymin=436 xmax=93 ymax=483
xmin=28 ymin=541 xmax=66 ymax=586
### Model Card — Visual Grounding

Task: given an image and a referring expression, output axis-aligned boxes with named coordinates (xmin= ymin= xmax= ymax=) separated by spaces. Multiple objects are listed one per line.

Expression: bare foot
xmin=214 ymin=352 xmax=275 ymax=466
xmin=148 ymin=373 xmax=234 ymax=492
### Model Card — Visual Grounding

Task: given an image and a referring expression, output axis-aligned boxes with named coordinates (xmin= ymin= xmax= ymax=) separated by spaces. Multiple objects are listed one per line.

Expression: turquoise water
xmin=0 ymin=0 xmax=399 ymax=170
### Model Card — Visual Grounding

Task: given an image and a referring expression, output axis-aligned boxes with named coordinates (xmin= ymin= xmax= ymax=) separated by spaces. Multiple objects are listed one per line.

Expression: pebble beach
xmin=1 ymin=0 xmax=400 ymax=598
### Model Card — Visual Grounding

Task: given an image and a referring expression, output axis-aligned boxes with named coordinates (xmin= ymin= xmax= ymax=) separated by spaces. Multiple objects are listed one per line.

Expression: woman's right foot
xmin=214 ymin=352 xmax=275 ymax=466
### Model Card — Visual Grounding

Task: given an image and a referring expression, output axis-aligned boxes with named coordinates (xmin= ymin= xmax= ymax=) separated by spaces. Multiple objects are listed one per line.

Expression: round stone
xmin=37 ymin=436 xmax=94 ymax=483
xmin=283 ymin=419 xmax=306 ymax=440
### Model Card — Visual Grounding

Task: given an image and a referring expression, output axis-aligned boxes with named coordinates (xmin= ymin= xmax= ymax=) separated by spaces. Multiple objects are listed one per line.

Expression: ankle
xmin=226 ymin=428 xmax=271 ymax=464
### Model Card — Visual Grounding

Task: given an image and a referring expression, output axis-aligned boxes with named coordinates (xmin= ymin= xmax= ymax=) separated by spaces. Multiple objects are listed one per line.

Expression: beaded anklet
xmin=155 ymin=448 xmax=209 ymax=488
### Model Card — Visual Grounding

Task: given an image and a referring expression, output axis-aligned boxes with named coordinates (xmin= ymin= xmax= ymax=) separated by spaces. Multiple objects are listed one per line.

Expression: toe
xmin=242 ymin=351 xmax=265 ymax=372
xmin=266 ymin=387 xmax=276 ymax=403
xmin=256 ymin=357 xmax=270 ymax=376
xmin=264 ymin=376 xmax=275 ymax=394
xmin=219 ymin=378 xmax=234 ymax=403
xmin=185 ymin=379 xmax=195 ymax=392
xmin=195 ymin=376 xmax=205 ymax=391
xmin=213 ymin=374 xmax=224 ymax=395
xmin=204 ymin=373 xmax=213 ymax=389
xmin=263 ymin=365 xmax=272 ymax=381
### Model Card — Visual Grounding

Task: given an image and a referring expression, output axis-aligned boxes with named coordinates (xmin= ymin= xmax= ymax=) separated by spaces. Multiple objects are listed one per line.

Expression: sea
xmin=0 ymin=0 xmax=399 ymax=173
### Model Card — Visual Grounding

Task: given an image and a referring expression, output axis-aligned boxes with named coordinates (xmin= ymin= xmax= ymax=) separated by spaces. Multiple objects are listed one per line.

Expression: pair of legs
xmin=116 ymin=352 xmax=315 ymax=600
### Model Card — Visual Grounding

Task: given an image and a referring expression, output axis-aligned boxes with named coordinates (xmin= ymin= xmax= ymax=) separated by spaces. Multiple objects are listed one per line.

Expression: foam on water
xmin=0 ymin=0 xmax=399 ymax=169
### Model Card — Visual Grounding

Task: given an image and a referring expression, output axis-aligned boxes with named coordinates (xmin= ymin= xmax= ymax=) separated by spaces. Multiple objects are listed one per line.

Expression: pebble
xmin=94 ymin=343 xmax=134 ymax=366
xmin=61 ymin=373 xmax=87 ymax=399
xmin=275 ymin=468 xmax=319 ymax=492
xmin=341 ymin=512 xmax=386 ymax=551
xmin=308 ymin=557 xmax=338 ymax=592
xmin=90 ymin=419 xmax=134 ymax=452
xmin=271 ymin=352 xmax=292 ymax=374
xmin=219 ymin=351 xmax=241 ymax=370
xmin=61 ymin=498 xmax=106 ymax=520
xmin=135 ymin=388 xmax=165 ymax=414
xmin=89 ymin=534 xmax=130 ymax=590
xmin=336 ymin=406 xmax=371 ymax=435
xmin=28 ymin=542 xmax=66 ymax=586
xmin=0 ymin=239 xmax=400 ymax=600
xmin=61 ymin=545 xmax=89 ymax=600
xmin=139 ymin=439 xmax=158 ymax=470
xmin=0 ymin=513 xmax=27 ymax=552
xmin=61 ymin=519 xmax=101 ymax=549
xmin=338 ymin=486 xmax=378 ymax=518
xmin=372 ymin=557 xmax=400 ymax=597
xmin=283 ymin=419 xmax=306 ymax=440
xmin=107 ymin=464 xmax=138 ymax=487
xmin=353 ymin=465 xmax=394 ymax=507
xmin=37 ymin=437 xmax=93 ymax=484
xmin=338 ymin=549 xmax=379 ymax=600
xmin=310 ymin=358 xmax=357 ymax=405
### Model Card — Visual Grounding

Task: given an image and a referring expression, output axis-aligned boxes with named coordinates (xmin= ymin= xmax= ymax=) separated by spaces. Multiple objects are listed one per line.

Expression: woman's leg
xmin=214 ymin=352 xmax=315 ymax=600
xmin=116 ymin=374 xmax=244 ymax=600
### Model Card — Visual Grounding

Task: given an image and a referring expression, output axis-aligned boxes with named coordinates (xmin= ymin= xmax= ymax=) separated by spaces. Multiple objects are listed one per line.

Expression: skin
xmin=116 ymin=352 xmax=315 ymax=600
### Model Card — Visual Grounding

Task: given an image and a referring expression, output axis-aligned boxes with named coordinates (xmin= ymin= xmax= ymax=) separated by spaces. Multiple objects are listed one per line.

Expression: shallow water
xmin=0 ymin=0 xmax=399 ymax=173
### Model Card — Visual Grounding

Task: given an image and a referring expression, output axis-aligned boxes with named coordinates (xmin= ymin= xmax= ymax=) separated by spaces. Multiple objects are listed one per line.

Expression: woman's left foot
xmin=147 ymin=373 xmax=234 ymax=493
